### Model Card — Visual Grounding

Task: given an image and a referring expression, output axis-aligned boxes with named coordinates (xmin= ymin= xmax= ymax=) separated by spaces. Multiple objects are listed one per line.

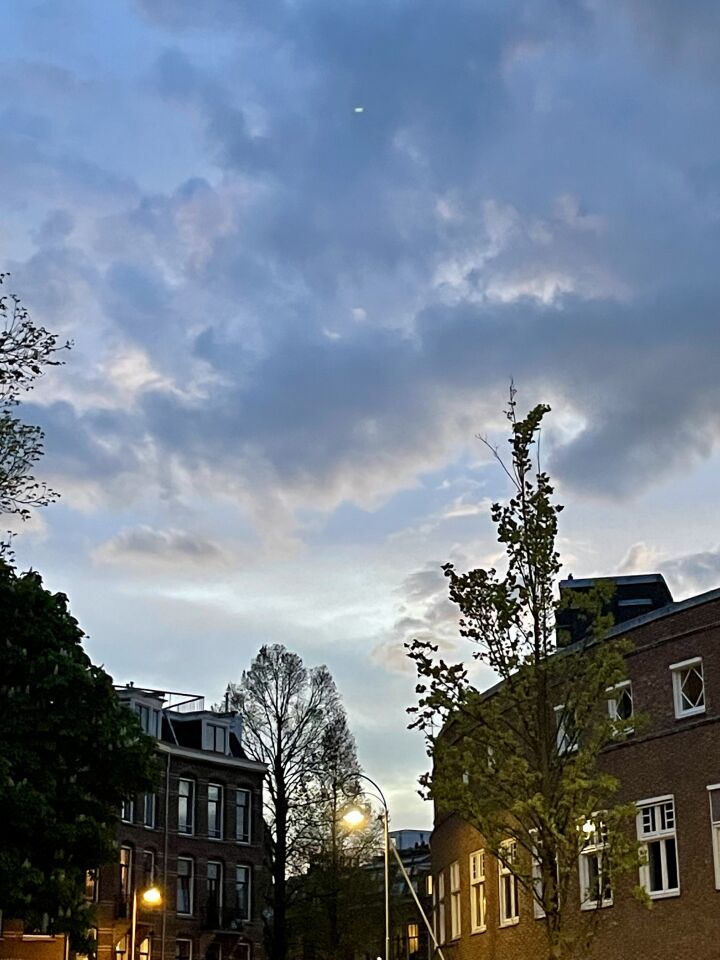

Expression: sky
xmin=3 ymin=0 xmax=720 ymax=829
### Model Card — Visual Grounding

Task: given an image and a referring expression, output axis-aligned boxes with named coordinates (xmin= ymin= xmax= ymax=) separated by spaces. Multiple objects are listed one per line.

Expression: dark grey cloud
xmin=6 ymin=0 xmax=720 ymax=530
xmin=94 ymin=524 xmax=226 ymax=567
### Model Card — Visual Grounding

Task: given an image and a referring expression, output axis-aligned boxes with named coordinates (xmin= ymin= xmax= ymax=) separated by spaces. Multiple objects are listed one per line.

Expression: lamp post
xmin=341 ymin=774 xmax=390 ymax=960
xmin=130 ymin=885 xmax=162 ymax=960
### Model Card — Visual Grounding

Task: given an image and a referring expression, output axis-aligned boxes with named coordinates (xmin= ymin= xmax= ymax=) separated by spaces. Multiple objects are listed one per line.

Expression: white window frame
xmin=143 ymin=793 xmax=156 ymax=829
xmin=204 ymin=722 xmax=228 ymax=754
xmin=670 ymin=657 xmax=705 ymax=718
xmin=178 ymin=779 xmax=195 ymax=835
xmin=207 ymin=861 xmax=223 ymax=921
xmin=607 ymin=680 xmax=634 ymax=731
xmin=235 ymin=865 xmax=251 ymax=922
xmin=208 ymin=784 xmax=223 ymax=840
xmin=177 ymin=857 xmax=194 ymax=916
xmin=578 ymin=818 xmax=612 ymax=910
xmin=142 ymin=849 xmax=156 ymax=888
xmin=436 ymin=871 xmax=445 ymax=945
xmin=707 ymin=784 xmax=720 ymax=890
xmin=554 ymin=704 xmax=577 ymax=754
xmin=175 ymin=940 xmax=192 ymax=960
xmin=449 ymin=861 xmax=461 ymax=940
xmin=530 ymin=839 xmax=545 ymax=919
xmin=637 ymin=795 xmax=680 ymax=899
xmin=498 ymin=840 xmax=519 ymax=927
xmin=120 ymin=846 xmax=133 ymax=901
xmin=121 ymin=798 xmax=135 ymax=823
xmin=469 ymin=850 xmax=486 ymax=933
xmin=235 ymin=788 xmax=251 ymax=844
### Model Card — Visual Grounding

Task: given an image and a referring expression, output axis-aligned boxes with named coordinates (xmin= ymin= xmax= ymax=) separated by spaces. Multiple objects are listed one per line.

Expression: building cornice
xmin=157 ymin=741 xmax=267 ymax=773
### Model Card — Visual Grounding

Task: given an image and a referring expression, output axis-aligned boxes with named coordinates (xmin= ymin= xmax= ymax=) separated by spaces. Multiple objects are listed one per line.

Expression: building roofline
xmin=157 ymin=741 xmax=267 ymax=773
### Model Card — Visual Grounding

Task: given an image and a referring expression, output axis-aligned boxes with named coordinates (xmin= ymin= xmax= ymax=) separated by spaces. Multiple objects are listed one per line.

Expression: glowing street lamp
xmin=342 ymin=777 xmax=390 ymax=960
xmin=130 ymin=885 xmax=163 ymax=960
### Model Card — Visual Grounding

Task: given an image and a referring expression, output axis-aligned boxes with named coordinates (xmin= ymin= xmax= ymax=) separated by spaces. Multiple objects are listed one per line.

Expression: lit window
xmin=671 ymin=658 xmax=705 ymax=718
xmin=425 ymin=875 xmax=433 ymax=897
xmin=407 ymin=923 xmax=419 ymax=956
xmin=469 ymin=850 xmax=486 ymax=933
xmin=498 ymin=840 xmax=519 ymax=927
xmin=607 ymin=681 xmax=633 ymax=729
xmin=579 ymin=819 xmax=612 ymax=909
xmin=449 ymin=861 xmax=461 ymax=939
xmin=115 ymin=937 xmax=128 ymax=960
xmin=637 ymin=796 xmax=679 ymax=898
xmin=235 ymin=789 xmax=251 ymax=844
xmin=208 ymin=784 xmax=223 ymax=840
xmin=138 ymin=938 xmax=151 ymax=960
xmin=178 ymin=780 xmax=195 ymax=835
xmin=207 ymin=862 xmax=223 ymax=928
xmin=709 ymin=786 xmax=720 ymax=889
xmin=177 ymin=858 xmax=194 ymax=915
xmin=143 ymin=794 xmax=156 ymax=829
xmin=121 ymin=798 xmax=135 ymax=823
xmin=84 ymin=870 xmax=99 ymax=903
xmin=119 ymin=847 xmax=133 ymax=902
xmin=235 ymin=866 xmax=251 ymax=922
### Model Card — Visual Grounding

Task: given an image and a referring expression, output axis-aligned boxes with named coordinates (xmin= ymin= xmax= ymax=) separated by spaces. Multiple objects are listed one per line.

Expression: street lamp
xmin=130 ymin=885 xmax=163 ymax=960
xmin=341 ymin=774 xmax=390 ymax=960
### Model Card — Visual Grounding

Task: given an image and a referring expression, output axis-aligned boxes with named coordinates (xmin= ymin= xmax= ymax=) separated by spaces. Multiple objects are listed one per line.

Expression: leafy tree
xmin=0 ymin=559 xmax=158 ymax=948
xmin=408 ymin=392 xmax=640 ymax=960
xmin=227 ymin=645 xmax=353 ymax=960
xmin=0 ymin=274 xmax=69 ymax=522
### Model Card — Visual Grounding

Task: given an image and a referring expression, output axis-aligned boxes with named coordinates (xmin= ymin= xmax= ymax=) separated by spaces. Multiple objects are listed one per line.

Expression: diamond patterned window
xmin=671 ymin=658 xmax=705 ymax=718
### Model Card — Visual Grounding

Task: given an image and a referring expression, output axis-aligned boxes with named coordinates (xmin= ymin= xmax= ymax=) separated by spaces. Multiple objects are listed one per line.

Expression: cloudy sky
xmin=4 ymin=0 xmax=720 ymax=827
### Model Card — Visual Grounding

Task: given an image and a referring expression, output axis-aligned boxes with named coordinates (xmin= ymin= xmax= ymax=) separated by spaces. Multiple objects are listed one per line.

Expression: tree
xmin=227 ymin=645 xmax=356 ymax=960
xmin=408 ymin=391 xmax=640 ymax=960
xmin=287 ymin=711 xmax=383 ymax=960
xmin=0 ymin=274 xmax=69 ymax=521
xmin=0 ymin=559 xmax=158 ymax=948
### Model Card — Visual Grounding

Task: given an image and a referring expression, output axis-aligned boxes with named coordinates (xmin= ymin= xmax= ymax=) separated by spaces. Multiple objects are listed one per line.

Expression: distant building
xmin=91 ymin=686 xmax=267 ymax=960
xmin=430 ymin=574 xmax=720 ymax=959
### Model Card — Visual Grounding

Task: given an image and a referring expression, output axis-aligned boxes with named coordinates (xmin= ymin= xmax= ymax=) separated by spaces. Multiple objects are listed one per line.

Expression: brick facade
xmin=93 ymin=689 xmax=267 ymax=960
xmin=430 ymin=584 xmax=720 ymax=960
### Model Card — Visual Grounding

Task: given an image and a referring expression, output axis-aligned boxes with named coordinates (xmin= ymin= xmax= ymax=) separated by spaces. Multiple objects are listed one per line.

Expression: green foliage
xmin=408 ymin=391 xmax=643 ymax=960
xmin=0 ymin=559 xmax=158 ymax=947
xmin=0 ymin=274 xmax=70 ymax=522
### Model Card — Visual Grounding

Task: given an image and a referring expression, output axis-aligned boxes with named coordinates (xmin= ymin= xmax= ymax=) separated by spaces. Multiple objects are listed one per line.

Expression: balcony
xmin=203 ymin=902 xmax=246 ymax=932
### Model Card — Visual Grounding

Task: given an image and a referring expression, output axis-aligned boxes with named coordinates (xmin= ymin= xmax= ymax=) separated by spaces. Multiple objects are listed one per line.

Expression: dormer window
xmin=135 ymin=702 xmax=161 ymax=738
xmin=204 ymin=722 xmax=228 ymax=754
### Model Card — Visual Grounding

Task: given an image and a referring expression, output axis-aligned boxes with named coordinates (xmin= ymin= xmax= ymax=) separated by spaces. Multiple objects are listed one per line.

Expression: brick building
xmin=90 ymin=686 xmax=267 ymax=960
xmin=430 ymin=575 xmax=720 ymax=959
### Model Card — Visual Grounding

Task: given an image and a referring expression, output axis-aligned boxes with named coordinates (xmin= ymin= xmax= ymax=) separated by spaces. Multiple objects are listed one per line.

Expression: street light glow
xmin=141 ymin=885 xmax=162 ymax=906
xmin=342 ymin=807 xmax=366 ymax=827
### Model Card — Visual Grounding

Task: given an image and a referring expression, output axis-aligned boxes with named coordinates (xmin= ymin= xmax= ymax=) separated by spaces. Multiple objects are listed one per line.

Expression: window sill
xmin=470 ymin=927 xmax=487 ymax=935
xmin=675 ymin=708 xmax=705 ymax=719
xmin=499 ymin=918 xmax=520 ymax=928
xmin=647 ymin=888 xmax=680 ymax=900
xmin=580 ymin=901 xmax=613 ymax=911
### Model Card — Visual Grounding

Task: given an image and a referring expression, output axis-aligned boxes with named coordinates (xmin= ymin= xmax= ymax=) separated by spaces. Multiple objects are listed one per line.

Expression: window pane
xmin=648 ymin=841 xmax=663 ymax=891
xmin=665 ymin=838 xmax=678 ymax=889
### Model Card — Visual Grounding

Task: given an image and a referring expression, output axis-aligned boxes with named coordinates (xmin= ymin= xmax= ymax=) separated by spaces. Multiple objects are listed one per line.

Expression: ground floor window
xmin=498 ymin=840 xmax=519 ymax=927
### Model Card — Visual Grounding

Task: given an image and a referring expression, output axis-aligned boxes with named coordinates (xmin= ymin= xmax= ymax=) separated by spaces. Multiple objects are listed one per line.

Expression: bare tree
xmin=227 ymin=645 xmax=346 ymax=960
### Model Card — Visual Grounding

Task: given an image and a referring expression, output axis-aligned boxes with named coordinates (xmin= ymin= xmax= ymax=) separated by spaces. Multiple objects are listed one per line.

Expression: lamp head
xmin=141 ymin=885 xmax=162 ymax=906
xmin=342 ymin=807 xmax=366 ymax=828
